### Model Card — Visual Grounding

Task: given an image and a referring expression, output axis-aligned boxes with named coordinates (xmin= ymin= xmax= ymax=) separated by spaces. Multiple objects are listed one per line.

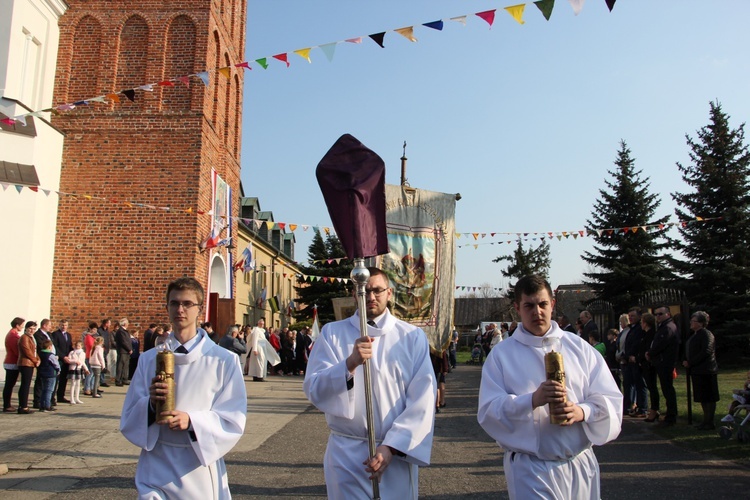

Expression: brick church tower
xmin=51 ymin=1 xmax=246 ymax=330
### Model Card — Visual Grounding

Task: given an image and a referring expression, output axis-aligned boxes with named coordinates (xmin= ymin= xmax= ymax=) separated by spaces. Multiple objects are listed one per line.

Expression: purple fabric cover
xmin=316 ymin=134 xmax=389 ymax=259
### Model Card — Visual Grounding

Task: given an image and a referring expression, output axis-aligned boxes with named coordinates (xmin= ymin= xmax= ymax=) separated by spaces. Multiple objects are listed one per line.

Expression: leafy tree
xmin=582 ymin=140 xmax=671 ymax=313
xmin=671 ymin=101 xmax=750 ymax=359
xmin=494 ymin=239 xmax=550 ymax=300
xmin=294 ymin=230 xmax=353 ymax=325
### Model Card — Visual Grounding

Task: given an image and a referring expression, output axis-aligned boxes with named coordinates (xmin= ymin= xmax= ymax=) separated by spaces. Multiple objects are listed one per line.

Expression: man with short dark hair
xmin=304 ymin=267 xmax=436 ymax=499
xmin=478 ymin=275 xmax=622 ymax=499
xmin=623 ymin=307 xmax=647 ymax=417
xmin=51 ymin=320 xmax=72 ymax=404
xmin=646 ymin=305 xmax=679 ymax=426
xmin=120 ymin=277 xmax=246 ymax=498
xmin=557 ymin=314 xmax=577 ymax=334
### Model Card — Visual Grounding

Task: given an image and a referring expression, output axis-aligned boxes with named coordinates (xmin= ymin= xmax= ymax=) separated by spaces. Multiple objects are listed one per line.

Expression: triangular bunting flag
xmin=196 ymin=71 xmax=210 ymax=86
xmin=177 ymin=76 xmax=190 ymax=87
xmin=369 ymin=32 xmax=386 ymax=48
xmin=139 ymin=84 xmax=154 ymax=92
xmin=256 ymin=58 xmax=269 ymax=69
xmin=294 ymin=48 xmax=312 ymax=63
xmin=450 ymin=16 xmax=467 ymax=25
xmin=319 ymin=43 xmax=337 ymax=62
xmin=568 ymin=0 xmax=585 ymax=16
xmin=395 ymin=27 xmax=417 ymax=42
xmin=122 ymin=90 xmax=136 ymax=102
xmin=423 ymin=20 xmax=444 ymax=31
xmin=158 ymin=80 xmax=175 ymax=86
xmin=289 ymin=224 xmax=297 ymax=231
xmin=15 ymin=185 xmax=24 ymax=193
xmin=504 ymin=4 xmax=527 ymax=24
xmin=605 ymin=0 xmax=616 ymax=11
xmin=273 ymin=53 xmax=290 ymax=67
xmin=476 ymin=10 xmax=497 ymax=27
xmin=107 ymin=93 xmax=121 ymax=103
xmin=345 ymin=37 xmax=362 ymax=44
xmin=534 ymin=0 xmax=555 ymax=20
xmin=235 ymin=61 xmax=251 ymax=69
xmin=218 ymin=67 xmax=232 ymax=79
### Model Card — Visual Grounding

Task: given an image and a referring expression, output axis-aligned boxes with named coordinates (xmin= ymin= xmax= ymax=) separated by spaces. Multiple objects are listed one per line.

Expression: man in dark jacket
xmin=33 ymin=319 xmax=55 ymax=408
xmin=646 ymin=305 xmax=680 ymax=426
xmin=114 ymin=318 xmax=133 ymax=386
xmin=51 ymin=320 xmax=73 ymax=404
xmin=623 ymin=307 xmax=647 ymax=417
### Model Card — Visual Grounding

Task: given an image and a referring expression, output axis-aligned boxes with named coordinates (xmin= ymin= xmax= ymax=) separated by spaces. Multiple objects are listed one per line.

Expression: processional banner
xmin=373 ymin=184 xmax=456 ymax=351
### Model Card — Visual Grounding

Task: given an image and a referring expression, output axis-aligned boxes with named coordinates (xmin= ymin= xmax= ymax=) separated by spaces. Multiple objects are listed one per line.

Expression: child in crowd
xmin=588 ymin=331 xmax=606 ymax=357
xmin=38 ymin=340 xmax=60 ymax=412
xmin=721 ymin=369 xmax=750 ymax=423
xmin=89 ymin=337 xmax=105 ymax=398
xmin=68 ymin=341 xmax=89 ymax=404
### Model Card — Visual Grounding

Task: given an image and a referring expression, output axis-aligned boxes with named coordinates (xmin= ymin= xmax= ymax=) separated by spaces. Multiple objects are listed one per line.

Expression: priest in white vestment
xmin=478 ymin=275 xmax=622 ymax=499
xmin=120 ymin=278 xmax=247 ymax=499
xmin=246 ymin=319 xmax=269 ymax=381
xmin=304 ymin=267 xmax=436 ymax=500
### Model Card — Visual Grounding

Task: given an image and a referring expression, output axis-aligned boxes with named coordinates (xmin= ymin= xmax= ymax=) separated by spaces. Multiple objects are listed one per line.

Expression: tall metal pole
xmin=351 ymin=259 xmax=380 ymax=500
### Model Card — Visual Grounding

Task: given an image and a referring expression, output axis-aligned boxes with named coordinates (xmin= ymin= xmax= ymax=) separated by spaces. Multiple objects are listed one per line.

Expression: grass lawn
xmin=651 ymin=365 xmax=749 ymax=466
xmin=457 ymin=348 xmax=749 ymax=466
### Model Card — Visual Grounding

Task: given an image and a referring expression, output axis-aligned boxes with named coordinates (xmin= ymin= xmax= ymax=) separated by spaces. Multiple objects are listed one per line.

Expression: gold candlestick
xmin=155 ymin=350 xmax=175 ymax=418
xmin=545 ymin=350 xmax=567 ymax=425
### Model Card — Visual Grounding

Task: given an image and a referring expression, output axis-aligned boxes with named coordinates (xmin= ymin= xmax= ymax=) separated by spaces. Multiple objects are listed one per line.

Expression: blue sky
xmin=241 ymin=0 xmax=749 ymax=293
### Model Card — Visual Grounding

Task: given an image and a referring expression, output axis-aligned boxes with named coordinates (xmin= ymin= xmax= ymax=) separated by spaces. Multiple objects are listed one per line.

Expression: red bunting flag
xmin=273 ymin=53 xmax=290 ymax=67
xmin=476 ymin=10 xmax=496 ymax=27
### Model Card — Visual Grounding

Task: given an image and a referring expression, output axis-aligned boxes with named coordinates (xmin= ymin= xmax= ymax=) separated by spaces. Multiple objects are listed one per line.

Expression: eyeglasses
xmin=167 ymin=300 xmax=202 ymax=310
xmin=364 ymin=287 xmax=389 ymax=296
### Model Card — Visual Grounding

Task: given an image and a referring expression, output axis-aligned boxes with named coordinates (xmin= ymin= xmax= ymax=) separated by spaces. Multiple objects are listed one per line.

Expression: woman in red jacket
xmin=3 ymin=317 xmax=25 ymax=412
xmin=16 ymin=321 xmax=40 ymax=414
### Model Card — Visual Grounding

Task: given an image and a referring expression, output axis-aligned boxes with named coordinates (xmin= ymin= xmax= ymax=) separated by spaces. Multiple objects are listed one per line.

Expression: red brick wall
xmin=51 ymin=1 xmax=245 ymax=332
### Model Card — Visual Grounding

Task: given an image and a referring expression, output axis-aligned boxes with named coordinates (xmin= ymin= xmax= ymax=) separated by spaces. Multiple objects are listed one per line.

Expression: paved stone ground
xmin=2 ymin=365 xmax=749 ymax=499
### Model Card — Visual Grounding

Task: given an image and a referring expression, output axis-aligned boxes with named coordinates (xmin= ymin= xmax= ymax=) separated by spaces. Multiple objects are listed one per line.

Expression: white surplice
xmin=477 ymin=321 xmax=622 ymax=499
xmin=120 ymin=333 xmax=247 ymax=499
xmin=246 ymin=327 xmax=268 ymax=378
xmin=303 ymin=309 xmax=436 ymax=500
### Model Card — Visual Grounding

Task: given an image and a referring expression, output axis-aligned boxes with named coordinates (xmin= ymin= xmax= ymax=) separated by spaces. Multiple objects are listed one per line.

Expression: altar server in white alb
xmin=478 ymin=275 xmax=622 ymax=499
xmin=303 ymin=267 xmax=436 ymax=499
xmin=120 ymin=277 xmax=247 ymax=499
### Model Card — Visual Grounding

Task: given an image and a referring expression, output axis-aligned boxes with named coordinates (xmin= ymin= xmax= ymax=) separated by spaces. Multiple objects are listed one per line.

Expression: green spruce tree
xmin=671 ymin=101 xmax=750 ymax=358
xmin=494 ymin=239 xmax=551 ymax=300
xmin=294 ymin=230 xmax=353 ymax=325
xmin=582 ymin=140 xmax=671 ymax=313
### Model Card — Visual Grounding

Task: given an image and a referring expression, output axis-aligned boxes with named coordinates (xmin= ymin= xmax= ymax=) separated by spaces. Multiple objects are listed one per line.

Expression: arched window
xmin=116 ymin=16 xmax=149 ymax=104
xmin=211 ymin=31 xmax=221 ymax=127
xmin=69 ymin=16 xmax=102 ymax=102
xmin=164 ymin=15 xmax=196 ymax=111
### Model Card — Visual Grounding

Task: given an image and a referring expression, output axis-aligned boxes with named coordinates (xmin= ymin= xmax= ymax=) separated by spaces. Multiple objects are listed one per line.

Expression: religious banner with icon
xmin=373 ymin=184 xmax=457 ymax=351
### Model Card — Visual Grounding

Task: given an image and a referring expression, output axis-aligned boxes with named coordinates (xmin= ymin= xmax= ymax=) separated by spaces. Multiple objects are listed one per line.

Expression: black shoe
xmin=435 ymin=407 xmax=441 ymax=414
xmin=115 ymin=383 xmax=124 ymax=387
xmin=48 ymin=407 xmax=57 ymax=411
xmin=100 ymin=383 xmax=110 ymax=387
xmin=17 ymin=408 xmax=32 ymax=414
xmin=60 ymin=398 xmax=71 ymax=404
xmin=39 ymin=408 xmax=47 ymax=413
xmin=97 ymin=390 xmax=104 ymax=394
xmin=123 ymin=381 xmax=130 ymax=385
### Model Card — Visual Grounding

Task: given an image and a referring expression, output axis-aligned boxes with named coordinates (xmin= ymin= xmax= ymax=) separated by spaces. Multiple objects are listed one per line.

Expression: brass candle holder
xmin=155 ymin=350 xmax=175 ymax=418
xmin=544 ymin=350 xmax=567 ymax=425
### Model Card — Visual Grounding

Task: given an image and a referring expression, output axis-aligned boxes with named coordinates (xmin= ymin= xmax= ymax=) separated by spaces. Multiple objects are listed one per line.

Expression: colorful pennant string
xmin=2 ymin=1 xmax=618 ymax=125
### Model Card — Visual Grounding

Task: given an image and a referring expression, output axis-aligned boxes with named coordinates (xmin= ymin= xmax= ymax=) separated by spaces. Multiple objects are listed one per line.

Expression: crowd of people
xmin=559 ymin=306 xmax=723 ymax=431
xmin=3 ymin=316 xmax=160 ymax=414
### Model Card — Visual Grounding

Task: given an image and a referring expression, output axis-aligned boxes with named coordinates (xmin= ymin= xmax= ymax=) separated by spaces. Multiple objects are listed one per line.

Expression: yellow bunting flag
xmin=218 ymin=67 xmax=231 ymax=79
xmin=289 ymin=224 xmax=297 ymax=232
xmin=294 ymin=48 xmax=312 ymax=63
xmin=395 ymin=27 xmax=417 ymax=42
xmin=504 ymin=4 xmax=527 ymax=24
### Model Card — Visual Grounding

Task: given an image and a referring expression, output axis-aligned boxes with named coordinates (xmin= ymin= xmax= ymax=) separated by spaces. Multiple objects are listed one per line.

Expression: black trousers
xmin=656 ymin=365 xmax=678 ymax=422
xmin=18 ymin=366 xmax=34 ymax=409
xmin=56 ymin=363 xmax=69 ymax=401
xmin=3 ymin=368 xmax=19 ymax=409
xmin=116 ymin=352 xmax=130 ymax=384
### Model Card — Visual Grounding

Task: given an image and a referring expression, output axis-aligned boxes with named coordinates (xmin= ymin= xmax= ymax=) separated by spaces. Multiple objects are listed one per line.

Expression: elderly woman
xmin=683 ymin=311 xmax=719 ymax=430
xmin=17 ymin=321 xmax=40 ymax=414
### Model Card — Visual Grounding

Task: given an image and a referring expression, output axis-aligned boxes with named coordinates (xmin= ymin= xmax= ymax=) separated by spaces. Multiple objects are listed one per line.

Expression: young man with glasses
xmin=646 ymin=305 xmax=680 ymax=426
xmin=303 ymin=267 xmax=436 ymax=500
xmin=120 ymin=277 xmax=247 ymax=498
